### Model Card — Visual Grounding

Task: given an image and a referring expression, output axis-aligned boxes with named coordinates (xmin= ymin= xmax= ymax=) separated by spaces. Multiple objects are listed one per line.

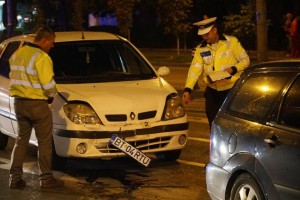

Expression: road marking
xmin=179 ymin=137 xmax=209 ymax=167
xmin=0 ymin=158 xmax=10 ymax=170
xmin=177 ymin=159 xmax=206 ymax=168
xmin=188 ymin=137 xmax=210 ymax=143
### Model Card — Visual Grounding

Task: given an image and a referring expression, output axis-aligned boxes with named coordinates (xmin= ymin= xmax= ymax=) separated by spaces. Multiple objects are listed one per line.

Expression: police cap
xmin=193 ymin=17 xmax=217 ymax=35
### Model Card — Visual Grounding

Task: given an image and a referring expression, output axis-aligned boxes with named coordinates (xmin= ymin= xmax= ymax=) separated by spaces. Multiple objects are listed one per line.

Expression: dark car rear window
xmin=226 ymin=72 xmax=291 ymax=123
xmin=49 ymin=40 xmax=156 ymax=83
xmin=0 ymin=41 xmax=21 ymax=78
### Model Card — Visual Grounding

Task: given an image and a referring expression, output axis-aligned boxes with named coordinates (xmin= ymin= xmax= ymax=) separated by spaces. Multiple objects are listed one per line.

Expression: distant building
xmin=98 ymin=11 xmax=118 ymax=26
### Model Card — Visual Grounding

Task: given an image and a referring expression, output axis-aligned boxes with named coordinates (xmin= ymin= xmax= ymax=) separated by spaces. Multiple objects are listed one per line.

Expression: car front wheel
xmin=230 ymin=173 xmax=265 ymax=200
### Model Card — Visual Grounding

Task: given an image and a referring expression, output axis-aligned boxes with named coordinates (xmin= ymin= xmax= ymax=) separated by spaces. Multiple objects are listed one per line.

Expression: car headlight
xmin=162 ymin=94 xmax=185 ymax=120
xmin=63 ymin=102 xmax=102 ymax=125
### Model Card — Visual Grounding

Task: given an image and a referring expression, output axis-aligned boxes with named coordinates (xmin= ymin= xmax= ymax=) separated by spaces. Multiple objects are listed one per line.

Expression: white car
xmin=0 ymin=31 xmax=188 ymax=167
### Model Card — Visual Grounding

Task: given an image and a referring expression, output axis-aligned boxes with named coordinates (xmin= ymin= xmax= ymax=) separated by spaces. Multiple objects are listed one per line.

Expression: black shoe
xmin=9 ymin=179 xmax=26 ymax=189
xmin=40 ymin=177 xmax=64 ymax=188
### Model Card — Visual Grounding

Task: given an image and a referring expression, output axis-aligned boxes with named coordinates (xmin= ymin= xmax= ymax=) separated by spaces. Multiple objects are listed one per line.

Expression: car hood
xmin=56 ymin=78 xmax=176 ymax=123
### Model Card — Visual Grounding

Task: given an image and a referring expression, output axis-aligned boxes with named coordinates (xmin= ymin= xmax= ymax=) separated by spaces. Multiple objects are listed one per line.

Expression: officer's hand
xmin=225 ymin=67 xmax=233 ymax=74
xmin=225 ymin=66 xmax=237 ymax=75
xmin=47 ymin=97 xmax=54 ymax=104
xmin=182 ymin=92 xmax=192 ymax=104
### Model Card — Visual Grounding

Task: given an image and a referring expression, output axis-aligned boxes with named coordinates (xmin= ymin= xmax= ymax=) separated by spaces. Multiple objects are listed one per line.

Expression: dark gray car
xmin=206 ymin=60 xmax=300 ymax=200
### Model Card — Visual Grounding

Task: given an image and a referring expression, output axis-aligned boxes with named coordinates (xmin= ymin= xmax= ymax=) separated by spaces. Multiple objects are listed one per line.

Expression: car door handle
xmin=264 ymin=134 xmax=278 ymax=147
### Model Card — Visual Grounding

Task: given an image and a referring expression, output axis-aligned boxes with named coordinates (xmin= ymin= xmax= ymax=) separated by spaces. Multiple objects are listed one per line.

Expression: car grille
xmin=105 ymin=110 xmax=157 ymax=122
xmin=98 ymin=136 xmax=171 ymax=153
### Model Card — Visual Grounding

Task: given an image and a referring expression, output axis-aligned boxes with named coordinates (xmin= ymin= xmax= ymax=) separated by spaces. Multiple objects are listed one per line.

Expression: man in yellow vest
xmin=9 ymin=26 xmax=64 ymax=189
xmin=182 ymin=17 xmax=250 ymax=127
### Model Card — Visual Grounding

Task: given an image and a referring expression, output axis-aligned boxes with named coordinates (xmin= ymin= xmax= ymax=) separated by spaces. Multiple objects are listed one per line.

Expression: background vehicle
xmin=206 ymin=60 xmax=300 ymax=200
xmin=0 ymin=32 xmax=188 ymax=168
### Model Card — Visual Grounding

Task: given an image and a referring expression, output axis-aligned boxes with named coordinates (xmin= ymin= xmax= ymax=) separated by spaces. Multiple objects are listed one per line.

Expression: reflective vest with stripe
xmin=9 ymin=44 xmax=57 ymax=100
xmin=185 ymin=35 xmax=250 ymax=91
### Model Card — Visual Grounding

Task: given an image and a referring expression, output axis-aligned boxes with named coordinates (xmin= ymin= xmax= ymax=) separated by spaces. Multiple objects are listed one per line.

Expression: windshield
xmin=49 ymin=40 xmax=157 ymax=83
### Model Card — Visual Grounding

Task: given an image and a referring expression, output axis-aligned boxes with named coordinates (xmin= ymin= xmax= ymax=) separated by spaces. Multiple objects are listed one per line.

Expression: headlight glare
xmin=163 ymin=95 xmax=185 ymax=120
xmin=167 ymin=98 xmax=180 ymax=108
xmin=63 ymin=103 xmax=102 ymax=125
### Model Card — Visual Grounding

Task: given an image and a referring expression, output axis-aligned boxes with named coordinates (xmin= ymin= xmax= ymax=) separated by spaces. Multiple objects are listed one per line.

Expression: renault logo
xmin=130 ymin=112 xmax=136 ymax=120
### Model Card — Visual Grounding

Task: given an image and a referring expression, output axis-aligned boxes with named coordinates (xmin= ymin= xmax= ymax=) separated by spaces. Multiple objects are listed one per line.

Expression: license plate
xmin=110 ymin=134 xmax=151 ymax=167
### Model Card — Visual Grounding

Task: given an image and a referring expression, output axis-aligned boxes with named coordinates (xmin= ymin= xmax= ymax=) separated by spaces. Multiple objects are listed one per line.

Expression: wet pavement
xmin=0 ymin=140 xmax=209 ymax=200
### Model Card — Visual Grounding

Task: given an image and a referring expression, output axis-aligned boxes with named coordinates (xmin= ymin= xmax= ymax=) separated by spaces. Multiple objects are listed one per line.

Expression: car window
xmin=279 ymin=76 xmax=300 ymax=129
xmin=0 ymin=41 xmax=21 ymax=78
xmin=226 ymin=72 xmax=291 ymax=123
xmin=50 ymin=40 xmax=156 ymax=83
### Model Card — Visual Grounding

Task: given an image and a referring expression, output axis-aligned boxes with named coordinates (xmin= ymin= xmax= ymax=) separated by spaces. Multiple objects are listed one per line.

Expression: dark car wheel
xmin=230 ymin=173 xmax=265 ymax=200
xmin=0 ymin=131 xmax=8 ymax=150
xmin=155 ymin=150 xmax=181 ymax=161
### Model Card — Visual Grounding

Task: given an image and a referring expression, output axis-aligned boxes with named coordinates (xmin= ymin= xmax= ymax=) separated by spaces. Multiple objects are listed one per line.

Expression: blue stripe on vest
xmin=200 ymin=51 xmax=211 ymax=57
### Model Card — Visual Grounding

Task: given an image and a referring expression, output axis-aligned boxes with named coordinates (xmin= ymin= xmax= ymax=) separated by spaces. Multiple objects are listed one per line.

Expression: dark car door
xmin=257 ymin=74 xmax=300 ymax=200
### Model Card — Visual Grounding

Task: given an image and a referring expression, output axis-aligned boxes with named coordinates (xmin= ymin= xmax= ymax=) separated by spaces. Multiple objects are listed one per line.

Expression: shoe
xmin=40 ymin=177 xmax=65 ymax=188
xmin=9 ymin=179 xmax=26 ymax=189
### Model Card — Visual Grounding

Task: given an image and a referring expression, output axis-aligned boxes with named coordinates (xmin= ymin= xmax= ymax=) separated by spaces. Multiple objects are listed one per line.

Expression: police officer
xmin=8 ymin=26 xmax=64 ymax=189
xmin=182 ymin=17 xmax=250 ymax=127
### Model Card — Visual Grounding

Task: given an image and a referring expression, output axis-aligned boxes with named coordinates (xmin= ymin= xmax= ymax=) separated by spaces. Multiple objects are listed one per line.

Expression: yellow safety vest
xmin=185 ymin=35 xmax=250 ymax=91
xmin=9 ymin=44 xmax=57 ymax=100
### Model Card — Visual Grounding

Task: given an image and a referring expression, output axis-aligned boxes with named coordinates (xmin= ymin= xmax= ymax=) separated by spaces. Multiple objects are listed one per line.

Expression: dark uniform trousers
xmin=9 ymin=98 xmax=53 ymax=182
xmin=204 ymin=86 xmax=230 ymax=127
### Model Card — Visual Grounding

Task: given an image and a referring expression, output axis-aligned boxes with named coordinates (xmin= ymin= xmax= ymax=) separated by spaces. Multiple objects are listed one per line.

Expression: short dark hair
xmin=34 ymin=26 xmax=55 ymax=42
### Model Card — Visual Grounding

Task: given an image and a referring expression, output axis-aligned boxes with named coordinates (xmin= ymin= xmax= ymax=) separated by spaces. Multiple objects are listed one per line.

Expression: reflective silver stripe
xmin=10 ymin=65 xmax=37 ymax=75
xmin=237 ymin=52 xmax=248 ymax=61
xmin=42 ymin=79 xmax=56 ymax=90
xmin=219 ymin=51 xmax=233 ymax=57
xmin=26 ymin=68 xmax=36 ymax=75
xmin=27 ymin=52 xmax=41 ymax=71
xmin=10 ymin=65 xmax=25 ymax=71
xmin=188 ymin=73 xmax=199 ymax=79
xmin=194 ymin=63 xmax=203 ymax=69
xmin=10 ymin=79 xmax=42 ymax=89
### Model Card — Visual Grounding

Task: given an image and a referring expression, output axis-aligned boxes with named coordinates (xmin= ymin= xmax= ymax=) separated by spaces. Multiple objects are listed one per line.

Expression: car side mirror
xmin=157 ymin=66 xmax=170 ymax=76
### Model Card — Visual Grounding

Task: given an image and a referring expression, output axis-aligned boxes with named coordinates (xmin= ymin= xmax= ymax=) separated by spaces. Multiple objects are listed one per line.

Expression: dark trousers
xmin=204 ymin=87 xmax=230 ymax=127
xmin=10 ymin=99 xmax=53 ymax=183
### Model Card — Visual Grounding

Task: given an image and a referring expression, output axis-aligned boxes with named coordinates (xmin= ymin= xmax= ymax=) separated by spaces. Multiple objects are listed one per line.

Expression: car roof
xmin=3 ymin=31 xmax=123 ymax=43
xmin=247 ymin=59 xmax=300 ymax=72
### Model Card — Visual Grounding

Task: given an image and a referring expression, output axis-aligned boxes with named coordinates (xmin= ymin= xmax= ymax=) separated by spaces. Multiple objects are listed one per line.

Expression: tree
xmin=65 ymin=0 xmax=83 ymax=30
xmin=30 ymin=1 xmax=45 ymax=32
xmin=157 ymin=0 xmax=193 ymax=55
xmin=223 ymin=4 xmax=257 ymax=50
xmin=107 ymin=0 xmax=135 ymax=38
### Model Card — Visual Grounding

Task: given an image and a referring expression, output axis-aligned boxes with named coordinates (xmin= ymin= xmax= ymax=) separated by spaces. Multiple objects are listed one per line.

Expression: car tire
xmin=230 ymin=173 xmax=265 ymax=200
xmin=0 ymin=131 xmax=8 ymax=150
xmin=155 ymin=150 xmax=181 ymax=161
